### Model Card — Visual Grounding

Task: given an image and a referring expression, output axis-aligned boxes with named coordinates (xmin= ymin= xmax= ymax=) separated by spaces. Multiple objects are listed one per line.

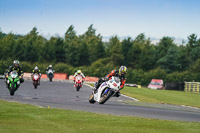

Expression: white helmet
xmin=34 ymin=66 xmax=39 ymax=70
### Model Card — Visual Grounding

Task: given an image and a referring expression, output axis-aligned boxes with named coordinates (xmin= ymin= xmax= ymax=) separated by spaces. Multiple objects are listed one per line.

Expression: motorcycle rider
xmin=93 ymin=66 xmax=127 ymax=97
xmin=6 ymin=60 xmax=24 ymax=88
xmin=73 ymin=70 xmax=85 ymax=87
xmin=31 ymin=66 xmax=41 ymax=85
xmin=46 ymin=64 xmax=54 ymax=72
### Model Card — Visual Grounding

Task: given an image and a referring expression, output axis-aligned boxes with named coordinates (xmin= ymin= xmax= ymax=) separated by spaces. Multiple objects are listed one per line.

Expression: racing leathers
xmin=31 ymin=69 xmax=41 ymax=85
xmin=6 ymin=65 xmax=24 ymax=87
xmin=73 ymin=72 xmax=85 ymax=82
xmin=94 ymin=70 xmax=126 ymax=97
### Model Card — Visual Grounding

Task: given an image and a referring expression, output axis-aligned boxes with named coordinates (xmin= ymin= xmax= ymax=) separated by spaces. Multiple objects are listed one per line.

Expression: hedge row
xmin=1 ymin=59 xmax=200 ymax=86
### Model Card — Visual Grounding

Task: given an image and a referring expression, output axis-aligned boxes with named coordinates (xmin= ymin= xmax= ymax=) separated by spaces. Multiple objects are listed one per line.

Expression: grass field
xmin=121 ymin=86 xmax=200 ymax=108
xmin=0 ymin=100 xmax=200 ymax=133
xmin=87 ymin=83 xmax=200 ymax=108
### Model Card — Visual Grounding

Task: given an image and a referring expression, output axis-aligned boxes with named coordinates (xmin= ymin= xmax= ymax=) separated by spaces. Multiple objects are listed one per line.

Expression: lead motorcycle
xmin=74 ymin=75 xmax=83 ymax=91
xmin=6 ymin=70 xmax=21 ymax=96
xmin=32 ymin=73 xmax=40 ymax=89
xmin=89 ymin=76 xmax=121 ymax=104
xmin=46 ymin=69 xmax=54 ymax=82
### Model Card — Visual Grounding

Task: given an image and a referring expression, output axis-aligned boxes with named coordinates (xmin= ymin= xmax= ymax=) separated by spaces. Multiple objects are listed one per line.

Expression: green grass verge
xmin=87 ymin=83 xmax=200 ymax=107
xmin=121 ymin=86 xmax=200 ymax=107
xmin=0 ymin=100 xmax=200 ymax=133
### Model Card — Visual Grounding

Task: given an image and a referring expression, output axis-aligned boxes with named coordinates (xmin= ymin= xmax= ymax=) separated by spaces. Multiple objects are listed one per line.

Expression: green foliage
xmin=89 ymin=58 xmax=114 ymax=77
xmin=157 ymin=45 xmax=181 ymax=73
xmin=0 ymin=59 xmax=13 ymax=74
xmin=106 ymin=36 xmax=124 ymax=66
xmin=122 ymin=86 xmax=200 ymax=107
xmin=143 ymin=68 xmax=167 ymax=85
xmin=1 ymin=26 xmax=200 ymax=85
xmin=126 ymin=69 xmax=145 ymax=85
xmin=54 ymin=63 xmax=73 ymax=75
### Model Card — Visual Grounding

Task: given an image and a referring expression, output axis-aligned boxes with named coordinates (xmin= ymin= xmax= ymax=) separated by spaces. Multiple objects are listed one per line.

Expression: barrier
xmin=69 ymin=75 xmax=74 ymax=80
xmin=42 ymin=73 xmax=67 ymax=79
xmin=68 ymin=75 xmax=99 ymax=82
xmin=24 ymin=73 xmax=98 ymax=82
xmin=54 ymin=73 xmax=68 ymax=79
xmin=24 ymin=73 xmax=68 ymax=80
xmin=85 ymin=76 xmax=99 ymax=82
xmin=23 ymin=73 xmax=32 ymax=79
xmin=185 ymin=82 xmax=200 ymax=94
xmin=0 ymin=75 xmax=5 ymax=79
xmin=41 ymin=74 xmax=48 ymax=79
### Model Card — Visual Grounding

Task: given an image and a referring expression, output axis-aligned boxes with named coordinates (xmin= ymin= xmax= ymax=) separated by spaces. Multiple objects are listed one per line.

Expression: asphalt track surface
xmin=0 ymin=79 xmax=200 ymax=122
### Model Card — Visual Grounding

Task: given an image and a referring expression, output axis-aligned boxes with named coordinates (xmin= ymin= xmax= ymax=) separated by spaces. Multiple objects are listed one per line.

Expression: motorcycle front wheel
xmin=10 ymin=83 xmax=16 ymax=96
xmin=89 ymin=93 xmax=96 ymax=103
xmin=99 ymin=89 xmax=113 ymax=104
xmin=33 ymin=80 xmax=38 ymax=89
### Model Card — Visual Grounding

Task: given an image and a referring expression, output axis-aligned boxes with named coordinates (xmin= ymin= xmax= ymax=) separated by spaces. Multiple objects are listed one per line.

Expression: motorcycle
xmin=74 ymin=75 xmax=83 ymax=91
xmin=89 ymin=76 xmax=121 ymax=104
xmin=32 ymin=73 xmax=40 ymax=89
xmin=6 ymin=70 xmax=20 ymax=96
xmin=46 ymin=69 xmax=54 ymax=82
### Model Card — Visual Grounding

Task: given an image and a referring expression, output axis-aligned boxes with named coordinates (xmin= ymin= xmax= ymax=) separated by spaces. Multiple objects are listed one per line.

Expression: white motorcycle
xmin=46 ymin=69 xmax=54 ymax=82
xmin=89 ymin=76 xmax=121 ymax=104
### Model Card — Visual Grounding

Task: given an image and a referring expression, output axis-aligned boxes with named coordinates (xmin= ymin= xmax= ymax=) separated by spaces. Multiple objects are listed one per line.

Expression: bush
xmin=126 ymin=69 xmax=144 ymax=84
xmin=89 ymin=58 xmax=114 ymax=77
xmin=54 ymin=63 xmax=73 ymax=75
xmin=143 ymin=68 xmax=167 ymax=85
xmin=0 ymin=59 xmax=13 ymax=74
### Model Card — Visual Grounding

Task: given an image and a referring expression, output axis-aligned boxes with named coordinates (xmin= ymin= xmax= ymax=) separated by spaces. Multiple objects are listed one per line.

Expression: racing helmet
xmin=13 ymin=60 xmax=20 ymax=67
xmin=34 ymin=66 xmax=39 ymax=71
xmin=77 ymin=70 xmax=81 ymax=74
xmin=119 ymin=66 xmax=127 ymax=76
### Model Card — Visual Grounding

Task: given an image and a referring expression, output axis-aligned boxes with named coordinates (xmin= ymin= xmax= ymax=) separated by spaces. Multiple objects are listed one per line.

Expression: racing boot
xmin=113 ymin=91 xmax=121 ymax=97
xmin=93 ymin=82 xmax=100 ymax=93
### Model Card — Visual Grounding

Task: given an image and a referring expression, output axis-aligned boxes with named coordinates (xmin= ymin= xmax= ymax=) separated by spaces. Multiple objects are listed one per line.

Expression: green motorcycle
xmin=7 ymin=70 xmax=20 ymax=96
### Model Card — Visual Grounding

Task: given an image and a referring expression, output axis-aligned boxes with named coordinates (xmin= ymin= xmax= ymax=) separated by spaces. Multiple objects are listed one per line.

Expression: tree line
xmin=1 ymin=25 xmax=200 ymax=85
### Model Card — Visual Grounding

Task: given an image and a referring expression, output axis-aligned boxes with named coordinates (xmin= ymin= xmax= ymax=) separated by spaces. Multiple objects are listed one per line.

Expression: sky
xmin=0 ymin=0 xmax=200 ymax=40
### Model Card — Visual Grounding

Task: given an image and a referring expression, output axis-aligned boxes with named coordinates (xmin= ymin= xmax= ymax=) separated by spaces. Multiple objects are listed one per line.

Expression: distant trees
xmin=1 ymin=25 xmax=200 ymax=85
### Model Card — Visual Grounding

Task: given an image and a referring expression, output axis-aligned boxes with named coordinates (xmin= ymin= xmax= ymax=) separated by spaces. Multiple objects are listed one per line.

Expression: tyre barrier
xmin=185 ymin=82 xmax=200 ymax=94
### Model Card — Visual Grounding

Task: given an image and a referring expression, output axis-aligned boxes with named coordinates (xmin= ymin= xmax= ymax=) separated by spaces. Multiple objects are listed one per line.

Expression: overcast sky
xmin=0 ymin=0 xmax=200 ymax=39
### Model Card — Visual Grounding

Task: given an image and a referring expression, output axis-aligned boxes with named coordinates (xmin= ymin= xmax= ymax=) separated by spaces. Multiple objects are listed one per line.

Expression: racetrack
xmin=0 ymin=79 xmax=200 ymax=122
